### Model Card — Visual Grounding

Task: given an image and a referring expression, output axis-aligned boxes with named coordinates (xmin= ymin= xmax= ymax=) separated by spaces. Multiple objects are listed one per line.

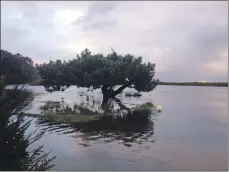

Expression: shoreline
xmin=158 ymin=82 xmax=228 ymax=87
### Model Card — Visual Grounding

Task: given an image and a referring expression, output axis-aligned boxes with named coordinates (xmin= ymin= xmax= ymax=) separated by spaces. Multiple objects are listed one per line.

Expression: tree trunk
xmin=101 ymin=80 xmax=134 ymax=104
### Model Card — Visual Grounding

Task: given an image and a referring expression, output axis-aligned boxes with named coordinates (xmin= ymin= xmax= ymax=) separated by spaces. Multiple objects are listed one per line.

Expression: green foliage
xmin=36 ymin=49 xmax=157 ymax=92
xmin=0 ymin=49 xmax=40 ymax=84
xmin=0 ymin=77 xmax=55 ymax=170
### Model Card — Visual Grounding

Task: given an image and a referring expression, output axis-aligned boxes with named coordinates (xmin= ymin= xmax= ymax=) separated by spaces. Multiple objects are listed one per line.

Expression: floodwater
xmin=25 ymin=85 xmax=228 ymax=171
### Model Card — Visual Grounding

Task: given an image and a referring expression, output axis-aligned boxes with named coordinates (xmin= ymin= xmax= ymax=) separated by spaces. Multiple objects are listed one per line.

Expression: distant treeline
xmin=158 ymin=82 xmax=228 ymax=87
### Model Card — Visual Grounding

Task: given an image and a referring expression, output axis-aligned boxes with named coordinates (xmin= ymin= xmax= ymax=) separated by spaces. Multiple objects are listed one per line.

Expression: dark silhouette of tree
xmin=36 ymin=48 xmax=158 ymax=103
xmin=0 ymin=49 xmax=40 ymax=84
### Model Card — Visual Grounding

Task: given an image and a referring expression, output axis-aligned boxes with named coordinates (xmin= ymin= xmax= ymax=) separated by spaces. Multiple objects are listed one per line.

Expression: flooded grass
xmin=23 ymin=102 xmax=155 ymax=125
xmin=24 ymin=113 xmax=100 ymax=123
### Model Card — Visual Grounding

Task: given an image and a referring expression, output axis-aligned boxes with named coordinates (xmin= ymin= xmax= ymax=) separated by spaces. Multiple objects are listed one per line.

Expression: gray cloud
xmin=1 ymin=1 xmax=228 ymax=82
xmin=73 ymin=2 xmax=117 ymax=30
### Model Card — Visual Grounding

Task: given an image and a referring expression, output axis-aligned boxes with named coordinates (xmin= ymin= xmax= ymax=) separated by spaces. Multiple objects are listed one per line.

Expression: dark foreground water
xmin=25 ymin=85 xmax=227 ymax=171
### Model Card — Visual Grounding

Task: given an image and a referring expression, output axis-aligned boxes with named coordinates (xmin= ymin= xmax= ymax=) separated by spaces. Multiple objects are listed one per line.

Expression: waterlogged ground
xmin=24 ymin=85 xmax=227 ymax=171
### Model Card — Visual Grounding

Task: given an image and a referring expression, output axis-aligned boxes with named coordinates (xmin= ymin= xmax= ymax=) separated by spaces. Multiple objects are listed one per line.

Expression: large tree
xmin=0 ymin=50 xmax=40 ymax=84
xmin=36 ymin=49 xmax=158 ymax=103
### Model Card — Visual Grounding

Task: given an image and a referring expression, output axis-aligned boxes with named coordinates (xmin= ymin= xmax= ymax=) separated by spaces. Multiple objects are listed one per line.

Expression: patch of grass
xmin=23 ymin=113 xmax=101 ymax=124
xmin=23 ymin=102 xmax=154 ymax=125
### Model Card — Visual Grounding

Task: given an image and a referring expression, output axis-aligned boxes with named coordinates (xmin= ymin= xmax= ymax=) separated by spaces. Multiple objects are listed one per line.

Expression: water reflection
xmin=36 ymin=98 xmax=157 ymax=147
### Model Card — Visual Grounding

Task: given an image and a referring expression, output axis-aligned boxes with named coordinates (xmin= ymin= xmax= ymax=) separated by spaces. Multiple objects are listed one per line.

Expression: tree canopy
xmin=0 ymin=50 xmax=40 ymax=84
xmin=36 ymin=49 xmax=157 ymax=93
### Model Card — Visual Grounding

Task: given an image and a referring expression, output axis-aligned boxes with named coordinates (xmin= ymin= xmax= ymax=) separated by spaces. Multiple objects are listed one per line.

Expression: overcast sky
xmin=1 ymin=1 xmax=228 ymax=82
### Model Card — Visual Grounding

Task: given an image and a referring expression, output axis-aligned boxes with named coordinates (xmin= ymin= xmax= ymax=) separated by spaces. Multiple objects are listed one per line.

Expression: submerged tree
xmin=36 ymin=49 xmax=158 ymax=103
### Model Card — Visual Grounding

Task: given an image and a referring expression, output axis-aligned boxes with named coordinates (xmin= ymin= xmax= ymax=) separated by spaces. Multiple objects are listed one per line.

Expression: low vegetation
xmin=24 ymin=102 xmax=155 ymax=124
xmin=25 ymin=113 xmax=100 ymax=124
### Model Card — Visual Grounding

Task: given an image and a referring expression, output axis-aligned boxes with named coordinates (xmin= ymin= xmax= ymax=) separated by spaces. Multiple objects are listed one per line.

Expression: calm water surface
xmin=25 ymin=85 xmax=228 ymax=171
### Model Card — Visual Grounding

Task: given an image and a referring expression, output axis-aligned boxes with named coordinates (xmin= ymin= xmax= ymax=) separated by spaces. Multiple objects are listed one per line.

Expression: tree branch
xmin=113 ymin=80 xmax=134 ymax=96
